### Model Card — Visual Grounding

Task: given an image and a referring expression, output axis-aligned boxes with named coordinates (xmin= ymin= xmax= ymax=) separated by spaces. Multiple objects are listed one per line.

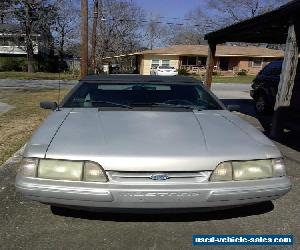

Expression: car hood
xmin=25 ymin=108 xmax=281 ymax=171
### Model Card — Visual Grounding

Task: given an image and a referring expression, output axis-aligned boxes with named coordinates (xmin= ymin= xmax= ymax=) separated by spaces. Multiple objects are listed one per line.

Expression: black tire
xmin=254 ymin=93 xmax=273 ymax=115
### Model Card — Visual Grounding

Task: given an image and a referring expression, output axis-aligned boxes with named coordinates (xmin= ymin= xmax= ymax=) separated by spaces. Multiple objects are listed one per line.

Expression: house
xmin=0 ymin=23 xmax=58 ymax=71
xmin=134 ymin=45 xmax=284 ymax=75
xmin=0 ymin=23 xmax=40 ymax=71
xmin=0 ymin=24 xmax=39 ymax=55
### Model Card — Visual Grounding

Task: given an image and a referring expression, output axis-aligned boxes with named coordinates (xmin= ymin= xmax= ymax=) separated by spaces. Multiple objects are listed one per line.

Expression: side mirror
xmin=40 ymin=101 xmax=58 ymax=110
xmin=227 ymin=105 xmax=240 ymax=112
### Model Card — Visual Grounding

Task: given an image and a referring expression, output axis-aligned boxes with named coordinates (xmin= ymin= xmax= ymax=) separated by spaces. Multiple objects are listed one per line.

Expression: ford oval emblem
xmin=150 ymin=173 xmax=169 ymax=181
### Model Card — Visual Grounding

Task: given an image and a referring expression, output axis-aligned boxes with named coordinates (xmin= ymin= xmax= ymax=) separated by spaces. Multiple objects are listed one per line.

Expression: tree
xmin=95 ymin=0 xmax=144 ymax=70
xmin=53 ymin=0 xmax=80 ymax=69
xmin=167 ymin=0 xmax=290 ymax=46
xmin=165 ymin=7 xmax=213 ymax=46
xmin=208 ymin=0 xmax=290 ymax=25
xmin=167 ymin=27 xmax=208 ymax=46
xmin=12 ymin=0 xmax=58 ymax=72
xmin=0 ymin=0 xmax=13 ymax=24
xmin=143 ymin=14 xmax=166 ymax=49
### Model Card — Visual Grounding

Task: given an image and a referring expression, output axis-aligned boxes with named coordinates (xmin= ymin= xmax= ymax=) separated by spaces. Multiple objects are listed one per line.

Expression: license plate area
xmin=117 ymin=191 xmax=204 ymax=202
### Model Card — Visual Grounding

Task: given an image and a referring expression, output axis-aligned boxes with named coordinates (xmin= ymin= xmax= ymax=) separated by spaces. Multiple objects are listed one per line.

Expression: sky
xmin=133 ymin=0 xmax=207 ymax=20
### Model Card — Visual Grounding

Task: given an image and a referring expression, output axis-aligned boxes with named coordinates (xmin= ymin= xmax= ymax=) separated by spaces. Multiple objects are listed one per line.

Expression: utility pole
xmin=81 ymin=0 xmax=88 ymax=77
xmin=92 ymin=0 xmax=99 ymax=74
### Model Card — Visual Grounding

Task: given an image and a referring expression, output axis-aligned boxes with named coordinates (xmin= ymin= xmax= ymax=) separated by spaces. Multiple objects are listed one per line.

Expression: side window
xmin=262 ymin=63 xmax=282 ymax=76
xmin=273 ymin=67 xmax=282 ymax=76
xmin=262 ymin=65 xmax=273 ymax=75
xmin=181 ymin=56 xmax=188 ymax=65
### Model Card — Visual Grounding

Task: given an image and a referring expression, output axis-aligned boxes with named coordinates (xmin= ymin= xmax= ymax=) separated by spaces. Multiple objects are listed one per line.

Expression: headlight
xmin=19 ymin=158 xmax=108 ymax=182
xmin=210 ymin=158 xmax=286 ymax=182
xmin=38 ymin=159 xmax=83 ymax=181
xmin=232 ymin=160 xmax=272 ymax=180
xmin=19 ymin=158 xmax=38 ymax=177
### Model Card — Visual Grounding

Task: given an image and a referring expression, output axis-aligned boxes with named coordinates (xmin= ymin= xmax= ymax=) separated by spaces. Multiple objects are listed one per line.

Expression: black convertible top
xmin=80 ymin=75 xmax=201 ymax=85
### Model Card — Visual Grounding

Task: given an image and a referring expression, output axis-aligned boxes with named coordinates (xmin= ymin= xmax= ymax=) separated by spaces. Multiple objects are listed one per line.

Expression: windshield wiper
xmin=91 ymin=100 xmax=132 ymax=109
xmin=131 ymin=102 xmax=202 ymax=110
xmin=155 ymin=102 xmax=203 ymax=111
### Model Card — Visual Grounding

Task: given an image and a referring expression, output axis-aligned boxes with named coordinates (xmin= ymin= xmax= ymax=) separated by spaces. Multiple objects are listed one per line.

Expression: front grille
xmin=106 ymin=171 xmax=211 ymax=183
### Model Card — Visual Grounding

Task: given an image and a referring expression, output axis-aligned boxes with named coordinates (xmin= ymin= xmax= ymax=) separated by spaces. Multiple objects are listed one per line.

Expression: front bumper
xmin=16 ymin=176 xmax=291 ymax=210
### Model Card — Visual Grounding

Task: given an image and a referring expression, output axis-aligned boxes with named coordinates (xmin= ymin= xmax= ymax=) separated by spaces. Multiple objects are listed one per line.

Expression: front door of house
xmin=219 ymin=58 xmax=229 ymax=71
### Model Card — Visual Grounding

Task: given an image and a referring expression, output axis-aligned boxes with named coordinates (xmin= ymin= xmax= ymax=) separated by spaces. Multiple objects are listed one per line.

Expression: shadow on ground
xmin=221 ymin=98 xmax=300 ymax=153
xmin=273 ymin=131 xmax=300 ymax=153
xmin=50 ymin=201 xmax=274 ymax=222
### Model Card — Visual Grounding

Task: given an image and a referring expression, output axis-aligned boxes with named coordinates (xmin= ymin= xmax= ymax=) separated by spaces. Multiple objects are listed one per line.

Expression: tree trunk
xmin=27 ymin=62 xmax=33 ymax=73
xmin=59 ymin=28 xmax=65 ymax=71
xmin=25 ymin=3 xmax=34 ymax=73
xmin=27 ymin=45 xmax=34 ymax=73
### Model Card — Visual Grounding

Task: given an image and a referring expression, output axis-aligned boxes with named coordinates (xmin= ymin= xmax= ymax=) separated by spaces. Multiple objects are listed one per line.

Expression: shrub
xmin=178 ymin=68 xmax=189 ymax=75
xmin=0 ymin=57 xmax=27 ymax=71
xmin=237 ymin=69 xmax=248 ymax=76
xmin=37 ymin=56 xmax=59 ymax=72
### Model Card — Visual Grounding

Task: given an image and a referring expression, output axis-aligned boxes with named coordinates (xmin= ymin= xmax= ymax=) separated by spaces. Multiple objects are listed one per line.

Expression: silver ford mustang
xmin=16 ymin=75 xmax=291 ymax=211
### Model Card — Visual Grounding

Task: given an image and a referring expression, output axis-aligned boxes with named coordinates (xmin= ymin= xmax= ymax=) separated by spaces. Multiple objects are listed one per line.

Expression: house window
xmin=188 ymin=57 xmax=197 ymax=65
xmin=180 ymin=56 xmax=197 ymax=66
xmin=151 ymin=59 xmax=159 ymax=69
xmin=161 ymin=59 xmax=170 ymax=67
xmin=181 ymin=56 xmax=188 ymax=65
xmin=197 ymin=57 xmax=207 ymax=66
xmin=251 ymin=58 xmax=263 ymax=67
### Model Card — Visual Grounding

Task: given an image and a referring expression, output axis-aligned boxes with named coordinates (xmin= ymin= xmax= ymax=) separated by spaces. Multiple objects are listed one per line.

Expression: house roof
xmin=0 ymin=23 xmax=21 ymax=33
xmin=135 ymin=45 xmax=283 ymax=58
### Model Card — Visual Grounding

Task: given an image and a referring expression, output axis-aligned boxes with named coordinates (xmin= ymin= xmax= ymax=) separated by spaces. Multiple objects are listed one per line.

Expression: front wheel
xmin=254 ymin=93 xmax=273 ymax=115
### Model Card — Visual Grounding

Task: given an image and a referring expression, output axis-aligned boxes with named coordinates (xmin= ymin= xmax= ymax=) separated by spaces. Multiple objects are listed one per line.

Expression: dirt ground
xmin=0 ymin=88 xmax=69 ymax=165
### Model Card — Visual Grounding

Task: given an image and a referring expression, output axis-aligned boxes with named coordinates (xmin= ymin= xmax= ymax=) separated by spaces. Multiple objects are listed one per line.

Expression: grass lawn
xmin=0 ymin=88 xmax=70 ymax=165
xmin=0 ymin=71 xmax=255 ymax=83
xmin=195 ymin=75 xmax=255 ymax=83
xmin=0 ymin=71 xmax=79 ymax=80
xmin=212 ymin=75 xmax=255 ymax=83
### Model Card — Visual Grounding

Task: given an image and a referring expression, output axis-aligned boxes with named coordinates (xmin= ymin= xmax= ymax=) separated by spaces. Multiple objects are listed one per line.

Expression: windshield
xmin=63 ymin=83 xmax=223 ymax=110
xmin=159 ymin=66 xmax=174 ymax=69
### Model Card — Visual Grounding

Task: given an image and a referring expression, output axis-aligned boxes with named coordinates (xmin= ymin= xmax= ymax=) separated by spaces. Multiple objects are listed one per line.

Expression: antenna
xmin=57 ymin=60 xmax=61 ymax=111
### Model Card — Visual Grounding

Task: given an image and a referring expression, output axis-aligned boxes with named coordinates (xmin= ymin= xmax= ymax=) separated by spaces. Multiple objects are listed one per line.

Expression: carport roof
xmin=205 ymin=0 xmax=300 ymax=44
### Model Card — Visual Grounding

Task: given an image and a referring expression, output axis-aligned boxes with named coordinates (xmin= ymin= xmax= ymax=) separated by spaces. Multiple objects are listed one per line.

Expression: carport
xmin=204 ymin=0 xmax=300 ymax=138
